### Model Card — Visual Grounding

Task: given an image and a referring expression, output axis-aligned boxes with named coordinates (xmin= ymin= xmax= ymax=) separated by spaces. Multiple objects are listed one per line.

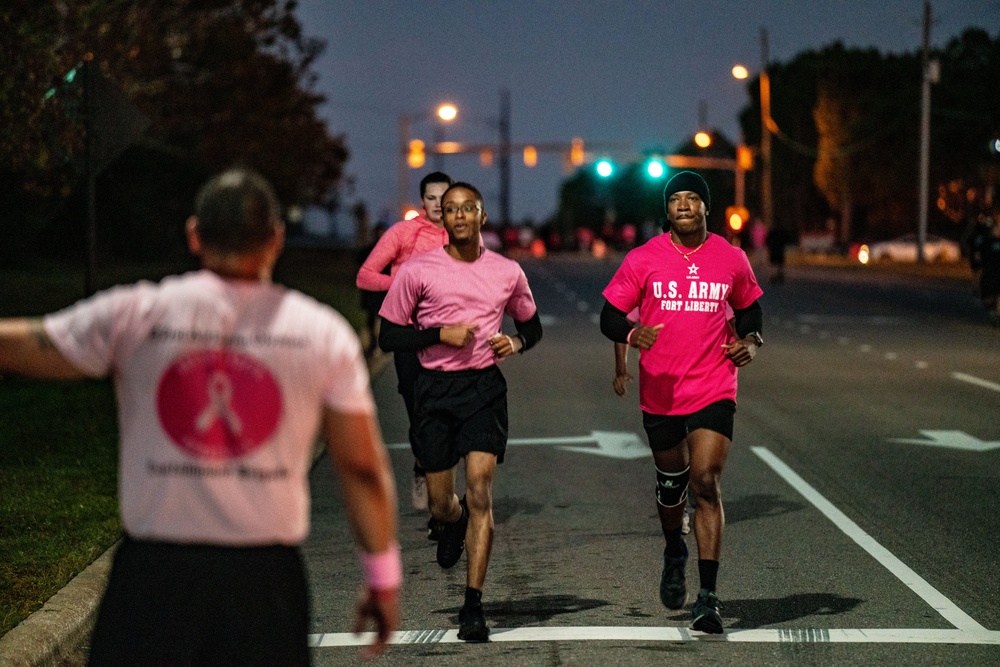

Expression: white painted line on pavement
xmin=310 ymin=626 xmax=1000 ymax=647
xmin=751 ymin=446 xmax=987 ymax=633
xmin=952 ymin=372 xmax=1000 ymax=393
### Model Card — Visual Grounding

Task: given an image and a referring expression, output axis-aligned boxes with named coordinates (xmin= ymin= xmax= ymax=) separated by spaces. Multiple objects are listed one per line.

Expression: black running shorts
xmin=412 ymin=365 xmax=508 ymax=472
xmin=88 ymin=536 xmax=310 ymax=666
xmin=642 ymin=399 xmax=737 ymax=452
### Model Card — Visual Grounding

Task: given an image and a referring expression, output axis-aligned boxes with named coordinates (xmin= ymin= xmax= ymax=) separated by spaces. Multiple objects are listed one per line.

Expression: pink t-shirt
xmin=355 ymin=214 xmax=449 ymax=292
xmin=379 ymin=247 xmax=537 ymax=371
xmin=43 ymin=270 xmax=375 ymax=546
xmin=603 ymin=233 xmax=763 ymax=415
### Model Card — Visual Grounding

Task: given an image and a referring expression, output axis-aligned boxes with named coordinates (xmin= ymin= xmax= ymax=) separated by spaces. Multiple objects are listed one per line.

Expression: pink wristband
xmin=627 ymin=328 xmax=637 ymax=346
xmin=359 ymin=543 xmax=402 ymax=591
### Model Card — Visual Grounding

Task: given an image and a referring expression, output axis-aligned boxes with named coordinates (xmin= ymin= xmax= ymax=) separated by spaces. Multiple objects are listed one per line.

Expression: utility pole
xmin=498 ymin=88 xmax=511 ymax=227
xmin=917 ymin=0 xmax=935 ymax=264
xmin=759 ymin=28 xmax=773 ymax=231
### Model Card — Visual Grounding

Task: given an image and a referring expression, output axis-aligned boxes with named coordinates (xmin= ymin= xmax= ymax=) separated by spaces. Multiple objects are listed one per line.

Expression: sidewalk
xmin=0 ymin=349 xmax=391 ymax=667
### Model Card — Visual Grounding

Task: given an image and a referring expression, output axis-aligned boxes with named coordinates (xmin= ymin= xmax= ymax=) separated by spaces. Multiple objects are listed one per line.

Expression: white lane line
xmin=751 ymin=446 xmax=987 ymax=632
xmin=310 ymin=627 xmax=1000 ymax=647
xmin=952 ymin=372 xmax=1000 ymax=393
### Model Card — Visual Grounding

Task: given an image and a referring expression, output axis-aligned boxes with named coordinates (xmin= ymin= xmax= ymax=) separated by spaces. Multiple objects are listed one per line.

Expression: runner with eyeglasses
xmin=378 ymin=182 xmax=542 ymax=641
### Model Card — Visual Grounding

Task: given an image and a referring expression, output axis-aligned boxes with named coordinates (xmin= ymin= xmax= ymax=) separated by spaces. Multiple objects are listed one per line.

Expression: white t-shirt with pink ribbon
xmin=43 ymin=270 xmax=375 ymax=546
xmin=603 ymin=233 xmax=763 ymax=416
xmin=379 ymin=247 xmax=537 ymax=371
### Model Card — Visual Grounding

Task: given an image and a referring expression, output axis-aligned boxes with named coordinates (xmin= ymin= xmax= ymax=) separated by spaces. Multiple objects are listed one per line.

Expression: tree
xmin=931 ymin=29 xmax=1000 ymax=228
xmin=1 ymin=0 xmax=349 ymax=261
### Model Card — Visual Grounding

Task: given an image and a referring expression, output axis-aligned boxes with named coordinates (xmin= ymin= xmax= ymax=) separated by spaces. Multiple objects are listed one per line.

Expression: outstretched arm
xmin=0 ymin=318 xmax=86 ymax=380
xmin=323 ymin=408 xmax=400 ymax=660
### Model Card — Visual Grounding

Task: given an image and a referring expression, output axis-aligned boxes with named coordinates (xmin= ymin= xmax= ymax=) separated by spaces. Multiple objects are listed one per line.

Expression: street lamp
xmin=397 ymin=103 xmax=458 ymax=218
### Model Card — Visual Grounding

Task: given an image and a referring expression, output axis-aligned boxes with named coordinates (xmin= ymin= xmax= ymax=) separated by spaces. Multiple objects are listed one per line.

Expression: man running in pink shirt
xmin=356 ymin=171 xmax=452 ymax=514
xmin=378 ymin=182 xmax=542 ymax=641
xmin=601 ymin=171 xmax=764 ymax=635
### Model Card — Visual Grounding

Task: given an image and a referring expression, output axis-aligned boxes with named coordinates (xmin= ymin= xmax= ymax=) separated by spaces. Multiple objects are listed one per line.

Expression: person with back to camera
xmin=0 ymin=168 xmax=401 ymax=664
xmin=378 ymin=182 xmax=542 ymax=641
xmin=600 ymin=171 xmax=764 ymax=634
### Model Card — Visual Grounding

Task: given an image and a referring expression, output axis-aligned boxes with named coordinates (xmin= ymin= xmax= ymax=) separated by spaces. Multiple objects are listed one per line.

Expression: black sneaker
xmin=691 ymin=589 xmax=724 ymax=634
xmin=659 ymin=541 xmax=687 ymax=610
xmin=435 ymin=498 xmax=468 ymax=568
xmin=458 ymin=601 xmax=489 ymax=641
xmin=426 ymin=517 xmax=443 ymax=541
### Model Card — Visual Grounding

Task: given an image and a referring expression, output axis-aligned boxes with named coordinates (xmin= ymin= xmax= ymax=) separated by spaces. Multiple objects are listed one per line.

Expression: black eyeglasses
xmin=443 ymin=203 xmax=481 ymax=216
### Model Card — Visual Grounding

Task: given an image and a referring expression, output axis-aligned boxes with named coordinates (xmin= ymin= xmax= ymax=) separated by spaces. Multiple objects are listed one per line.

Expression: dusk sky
xmin=295 ymin=0 xmax=999 ymax=226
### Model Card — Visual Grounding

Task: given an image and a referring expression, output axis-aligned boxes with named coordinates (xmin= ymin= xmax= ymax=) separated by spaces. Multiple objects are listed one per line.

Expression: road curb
xmin=0 ymin=350 xmax=392 ymax=666
xmin=0 ymin=544 xmax=117 ymax=667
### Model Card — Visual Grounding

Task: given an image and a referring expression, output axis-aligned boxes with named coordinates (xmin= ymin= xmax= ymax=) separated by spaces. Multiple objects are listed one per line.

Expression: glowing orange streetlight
xmin=437 ymin=103 xmax=457 ymax=121
xmin=694 ymin=131 xmax=712 ymax=148
xmin=399 ymin=103 xmax=459 ymax=216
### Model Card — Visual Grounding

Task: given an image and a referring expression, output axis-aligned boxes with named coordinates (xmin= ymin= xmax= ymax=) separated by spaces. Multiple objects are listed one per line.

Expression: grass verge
xmin=0 ymin=246 xmax=363 ymax=637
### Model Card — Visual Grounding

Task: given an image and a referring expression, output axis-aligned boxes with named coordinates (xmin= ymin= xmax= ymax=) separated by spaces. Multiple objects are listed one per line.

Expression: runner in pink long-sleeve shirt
xmin=356 ymin=171 xmax=452 ymax=517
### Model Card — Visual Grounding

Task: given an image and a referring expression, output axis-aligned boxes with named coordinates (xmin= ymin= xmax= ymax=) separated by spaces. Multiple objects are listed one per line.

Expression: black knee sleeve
xmin=655 ymin=465 xmax=690 ymax=508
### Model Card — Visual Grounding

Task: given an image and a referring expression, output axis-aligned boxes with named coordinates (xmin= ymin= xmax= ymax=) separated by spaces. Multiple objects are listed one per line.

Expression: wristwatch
xmin=747 ymin=331 xmax=764 ymax=347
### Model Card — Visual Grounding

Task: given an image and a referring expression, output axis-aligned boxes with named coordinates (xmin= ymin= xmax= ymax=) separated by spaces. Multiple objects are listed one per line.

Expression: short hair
xmin=419 ymin=171 xmax=453 ymax=198
xmin=442 ymin=182 xmax=484 ymax=208
xmin=194 ymin=168 xmax=281 ymax=253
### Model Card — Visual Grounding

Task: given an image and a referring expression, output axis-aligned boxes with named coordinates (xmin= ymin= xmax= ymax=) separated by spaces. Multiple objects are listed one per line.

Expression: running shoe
xmin=458 ymin=601 xmax=489 ymax=641
xmin=412 ymin=469 xmax=429 ymax=511
xmin=435 ymin=498 xmax=468 ymax=569
xmin=691 ymin=589 xmax=724 ymax=634
xmin=426 ymin=517 xmax=442 ymax=541
xmin=659 ymin=541 xmax=687 ymax=610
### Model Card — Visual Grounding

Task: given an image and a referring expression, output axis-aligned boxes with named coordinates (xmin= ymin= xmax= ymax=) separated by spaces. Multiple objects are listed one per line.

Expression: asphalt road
xmin=303 ymin=254 xmax=1000 ymax=666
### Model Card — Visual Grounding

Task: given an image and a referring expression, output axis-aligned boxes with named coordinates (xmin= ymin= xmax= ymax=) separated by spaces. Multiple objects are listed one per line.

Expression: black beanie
xmin=663 ymin=171 xmax=711 ymax=213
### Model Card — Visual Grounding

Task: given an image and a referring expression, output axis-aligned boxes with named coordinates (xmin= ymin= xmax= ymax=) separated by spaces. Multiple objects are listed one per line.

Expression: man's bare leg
xmin=426 ymin=467 xmax=461 ymax=524
xmin=463 ymin=452 xmax=497 ymax=590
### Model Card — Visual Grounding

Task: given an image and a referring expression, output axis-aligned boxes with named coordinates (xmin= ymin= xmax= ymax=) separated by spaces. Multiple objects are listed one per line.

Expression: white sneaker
xmin=681 ymin=507 xmax=692 ymax=535
xmin=412 ymin=471 xmax=429 ymax=510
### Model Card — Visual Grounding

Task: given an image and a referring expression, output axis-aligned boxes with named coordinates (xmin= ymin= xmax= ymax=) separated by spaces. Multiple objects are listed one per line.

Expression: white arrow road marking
xmin=952 ymin=372 xmax=1000 ymax=393
xmin=310 ymin=627 xmax=1000 ymax=647
xmin=888 ymin=430 xmax=1000 ymax=452
xmin=388 ymin=431 xmax=649 ymax=459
